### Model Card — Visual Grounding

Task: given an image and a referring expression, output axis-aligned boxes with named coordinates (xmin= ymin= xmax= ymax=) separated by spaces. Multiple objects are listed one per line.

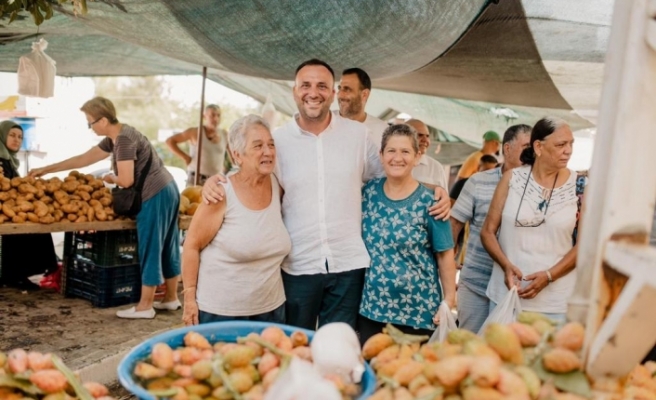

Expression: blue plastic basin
xmin=117 ymin=321 xmax=376 ymax=399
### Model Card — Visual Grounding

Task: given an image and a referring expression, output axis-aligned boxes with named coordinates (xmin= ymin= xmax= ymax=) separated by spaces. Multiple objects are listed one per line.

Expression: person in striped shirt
xmin=450 ymin=124 xmax=531 ymax=332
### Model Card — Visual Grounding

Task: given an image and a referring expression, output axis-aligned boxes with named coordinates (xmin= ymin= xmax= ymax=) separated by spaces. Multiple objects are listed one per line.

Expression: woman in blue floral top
xmin=358 ymin=124 xmax=457 ymax=343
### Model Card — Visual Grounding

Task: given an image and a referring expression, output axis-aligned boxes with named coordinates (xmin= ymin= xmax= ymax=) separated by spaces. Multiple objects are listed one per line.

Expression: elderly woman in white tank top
xmin=481 ymin=117 xmax=586 ymax=323
xmin=181 ymin=115 xmax=291 ymax=325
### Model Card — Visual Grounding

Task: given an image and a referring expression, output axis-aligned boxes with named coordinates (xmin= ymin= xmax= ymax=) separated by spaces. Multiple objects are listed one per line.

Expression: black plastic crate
xmin=70 ymin=230 xmax=139 ymax=266
xmin=65 ymin=256 xmax=141 ymax=308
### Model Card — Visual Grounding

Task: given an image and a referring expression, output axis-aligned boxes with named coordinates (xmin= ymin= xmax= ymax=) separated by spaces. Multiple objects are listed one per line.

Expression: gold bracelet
xmin=181 ymin=286 xmax=197 ymax=294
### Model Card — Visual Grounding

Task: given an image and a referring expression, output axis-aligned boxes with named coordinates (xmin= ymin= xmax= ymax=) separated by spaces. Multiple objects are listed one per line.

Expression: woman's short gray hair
xmin=381 ymin=124 xmax=419 ymax=153
xmin=228 ymin=114 xmax=271 ymax=155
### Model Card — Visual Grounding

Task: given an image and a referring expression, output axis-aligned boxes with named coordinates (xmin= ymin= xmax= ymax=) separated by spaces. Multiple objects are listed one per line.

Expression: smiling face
xmin=337 ymin=73 xmax=368 ymax=118
xmin=406 ymin=120 xmax=430 ymax=155
xmin=5 ymin=127 xmax=23 ymax=152
xmin=535 ymin=125 xmax=574 ymax=169
xmin=293 ymin=65 xmax=335 ymax=122
xmin=380 ymin=135 xmax=420 ymax=179
xmin=233 ymin=124 xmax=276 ymax=175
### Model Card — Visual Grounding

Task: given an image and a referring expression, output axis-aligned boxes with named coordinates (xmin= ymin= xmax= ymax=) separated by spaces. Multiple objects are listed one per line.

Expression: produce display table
xmin=0 ymin=215 xmax=192 ymax=235
xmin=0 ymin=215 xmax=193 ymax=303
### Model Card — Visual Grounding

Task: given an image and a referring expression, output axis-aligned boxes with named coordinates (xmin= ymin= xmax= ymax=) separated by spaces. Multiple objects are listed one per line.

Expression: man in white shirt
xmin=337 ymin=68 xmax=388 ymax=148
xmin=406 ymin=119 xmax=449 ymax=190
xmin=202 ymin=59 xmax=451 ymax=331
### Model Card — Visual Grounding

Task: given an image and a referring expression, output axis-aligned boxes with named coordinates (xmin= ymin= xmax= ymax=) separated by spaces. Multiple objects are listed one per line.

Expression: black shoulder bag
xmin=112 ymin=150 xmax=153 ymax=217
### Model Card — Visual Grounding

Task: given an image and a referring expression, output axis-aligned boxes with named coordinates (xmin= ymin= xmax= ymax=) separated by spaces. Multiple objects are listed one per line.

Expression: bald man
xmin=406 ymin=119 xmax=448 ymax=190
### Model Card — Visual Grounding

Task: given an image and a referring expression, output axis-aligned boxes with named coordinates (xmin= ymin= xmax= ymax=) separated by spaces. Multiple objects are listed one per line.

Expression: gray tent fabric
xmin=376 ymin=0 xmax=572 ymax=109
xmin=0 ymin=0 xmax=608 ymax=141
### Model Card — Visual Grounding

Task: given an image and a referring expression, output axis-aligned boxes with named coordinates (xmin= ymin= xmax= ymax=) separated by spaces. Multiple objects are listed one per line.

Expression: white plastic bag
xmin=477 ymin=286 xmax=522 ymax=335
xmin=263 ymin=358 xmax=342 ymax=400
xmin=428 ymin=301 xmax=458 ymax=343
xmin=17 ymin=38 xmax=56 ymax=98
xmin=311 ymin=322 xmax=365 ymax=384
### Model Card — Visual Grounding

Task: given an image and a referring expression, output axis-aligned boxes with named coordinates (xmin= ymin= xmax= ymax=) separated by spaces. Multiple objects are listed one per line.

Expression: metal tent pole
xmin=194 ymin=66 xmax=208 ymax=186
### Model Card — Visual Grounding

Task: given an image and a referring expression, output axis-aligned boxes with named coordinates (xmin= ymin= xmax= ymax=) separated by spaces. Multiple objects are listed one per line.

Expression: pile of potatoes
xmin=1 ymin=348 xmax=116 ymax=399
xmin=0 ymin=170 xmax=123 ymax=224
xmin=179 ymin=186 xmax=201 ymax=216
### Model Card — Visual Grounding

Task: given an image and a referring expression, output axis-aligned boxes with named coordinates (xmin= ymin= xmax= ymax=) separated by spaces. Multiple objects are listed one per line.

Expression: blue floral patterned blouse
xmin=359 ymin=178 xmax=454 ymax=330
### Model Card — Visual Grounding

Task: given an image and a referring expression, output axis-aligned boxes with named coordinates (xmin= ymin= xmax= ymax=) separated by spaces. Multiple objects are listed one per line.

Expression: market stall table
xmin=0 ymin=215 xmax=192 ymax=301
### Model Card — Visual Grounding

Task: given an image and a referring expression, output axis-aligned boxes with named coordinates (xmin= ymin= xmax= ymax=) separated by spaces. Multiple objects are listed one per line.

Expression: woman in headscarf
xmin=0 ymin=120 xmax=58 ymax=289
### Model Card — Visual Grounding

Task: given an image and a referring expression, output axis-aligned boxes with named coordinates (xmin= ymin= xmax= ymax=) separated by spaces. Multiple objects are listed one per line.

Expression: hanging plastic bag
xmin=17 ymin=38 xmax=56 ymax=98
xmin=263 ymin=358 xmax=342 ymax=400
xmin=428 ymin=301 xmax=458 ymax=343
xmin=477 ymin=286 xmax=522 ymax=335
xmin=261 ymin=93 xmax=278 ymax=128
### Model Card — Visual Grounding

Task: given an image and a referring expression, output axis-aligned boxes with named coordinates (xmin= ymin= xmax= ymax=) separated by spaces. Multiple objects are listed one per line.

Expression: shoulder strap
xmin=571 ymin=172 xmax=586 ymax=246
xmin=134 ymin=148 xmax=153 ymax=192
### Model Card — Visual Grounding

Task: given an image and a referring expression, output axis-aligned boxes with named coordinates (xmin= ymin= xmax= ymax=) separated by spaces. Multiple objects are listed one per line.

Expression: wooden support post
xmin=194 ymin=66 xmax=208 ymax=186
xmin=566 ymin=0 xmax=656 ymax=378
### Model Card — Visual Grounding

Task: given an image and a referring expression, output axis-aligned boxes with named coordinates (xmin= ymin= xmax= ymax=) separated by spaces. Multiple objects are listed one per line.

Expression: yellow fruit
xmin=624 ymin=385 xmax=656 ymax=400
xmin=229 ymin=370 xmax=254 ymax=393
xmin=190 ymin=359 xmax=213 ymax=381
xmin=182 ymin=186 xmax=202 ymax=203
xmin=552 ymin=322 xmax=585 ymax=352
xmin=185 ymin=383 xmax=211 ymax=397
xmin=518 ymin=311 xmax=555 ymax=326
xmin=514 ymin=365 xmax=541 ymax=399
xmin=462 ymin=340 xmax=501 ymax=362
xmin=554 ymin=394 xmax=589 ymax=400
xmin=496 ymin=368 xmax=529 ymax=398
xmin=408 ymin=374 xmax=430 ymax=395
xmin=393 ymin=387 xmax=414 ymax=400
xmin=183 ymin=332 xmax=212 ymax=350
xmin=393 ymin=360 xmax=424 ymax=386
xmin=484 ymin=323 xmax=523 ymax=365
xmin=532 ymin=320 xmax=556 ymax=336
xmin=377 ymin=344 xmax=401 ymax=363
xmin=469 ymin=356 xmax=502 ymax=387
xmin=260 ymin=326 xmax=285 ymax=346
xmin=542 ymin=348 xmax=581 ymax=373
xmin=509 ymin=323 xmax=542 ymax=347
xmin=462 ymin=386 xmax=504 ymax=400
xmin=290 ymin=331 xmax=309 ymax=347
xmin=134 ymin=362 xmax=167 ymax=379
xmin=224 ymin=345 xmax=256 ymax=368
xmin=377 ymin=358 xmax=412 ymax=378
xmin=432 ymin=355 xmax=472 ymax=388
xmin=628 ymin=365 xmax=656 ymax=392
xmin=419 ymin=344 xmax=438 ymax=362
xmin=179 ymin=196 xmax=191 ymax=213
xmin=369 ymin=387 xmax=393 ymax=400
xmin=257 ymin=352 xmax=279 ymax=376
xmin=447 ymin=329 xmax=479 ymax=345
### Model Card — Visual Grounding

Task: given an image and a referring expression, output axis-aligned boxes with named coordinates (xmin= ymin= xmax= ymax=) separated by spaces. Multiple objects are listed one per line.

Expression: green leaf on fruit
xmin=0 ymin=374 xmax=43 ymax=395
xmin=532 ymin=356 xmax=592 ymax=399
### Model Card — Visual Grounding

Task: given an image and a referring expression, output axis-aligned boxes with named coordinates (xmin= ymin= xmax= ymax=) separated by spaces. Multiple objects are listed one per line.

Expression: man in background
xmin=456 ymin=130 xmax=501 ymax=180
xmin=450 ymin=124 xmax=531 ymax=332
xmin=337 ymin=68 xmax=388 ymax=147
xmin=166 ymin=104 xmax=230 ymax=186
xmin=406 ymin=118 xmax=448 ymax=190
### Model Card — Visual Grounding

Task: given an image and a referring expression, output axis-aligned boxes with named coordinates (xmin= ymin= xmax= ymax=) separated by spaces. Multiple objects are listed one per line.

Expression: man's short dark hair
xmin=502 ymin=124 xmax=532 ymax=146
xmin=341 ymin=68 xmax=372 ymax=91
xmin=295 ymin=59 xmax=335 ymax=80
xmin=480 ymin=154 xmax=498 ymax=165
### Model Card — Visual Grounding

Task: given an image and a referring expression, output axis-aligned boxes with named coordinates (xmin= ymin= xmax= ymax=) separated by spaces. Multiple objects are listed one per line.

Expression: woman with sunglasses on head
xmin=481 ymin=117 xmax=585 ymax=323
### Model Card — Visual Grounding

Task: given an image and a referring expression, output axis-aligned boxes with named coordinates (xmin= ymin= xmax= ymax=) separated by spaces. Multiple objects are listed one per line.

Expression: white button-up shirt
xmin=273 ymin=113 xmax=384 ymax=275
xmin=413 ymin=154 xmax=448 ymax=189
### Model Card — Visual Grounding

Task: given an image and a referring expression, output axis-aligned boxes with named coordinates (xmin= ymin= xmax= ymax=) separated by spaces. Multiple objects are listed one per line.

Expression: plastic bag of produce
xmin=311 ymin=322 xmax=365 ymax=384
xmin=428 ymin=300 xmax=458 ymax=343
xmin=478 ymin=286 xmax=522 ymax=335
xmin=264 ymin=358 xmax=342 ymax=400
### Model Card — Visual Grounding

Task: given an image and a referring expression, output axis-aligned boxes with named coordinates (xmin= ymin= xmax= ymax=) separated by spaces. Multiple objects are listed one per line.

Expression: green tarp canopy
xmin=0 ymin=0 xmax=613 ymax=143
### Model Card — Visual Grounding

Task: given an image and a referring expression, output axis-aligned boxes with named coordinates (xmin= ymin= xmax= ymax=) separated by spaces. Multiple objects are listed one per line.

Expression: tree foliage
xmin=92 ymin=76 xmax=259 ymax=169
xmin=0 ymin=0 xmax=86 ymax=26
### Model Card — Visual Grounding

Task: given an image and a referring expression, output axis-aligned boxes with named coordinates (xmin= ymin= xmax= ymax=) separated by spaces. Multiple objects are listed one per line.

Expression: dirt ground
xmin=0 ymin=285 xmax=183 ymax=397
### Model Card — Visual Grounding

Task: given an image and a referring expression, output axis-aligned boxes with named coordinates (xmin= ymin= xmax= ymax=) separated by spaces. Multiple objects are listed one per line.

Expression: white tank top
xmin=196 ymin=174 xmax=290 ymax=316
xmin=188 ymin=128 xmax=228 ymax=176
xmin=486 ymin=166 xmax=578 ymax=314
